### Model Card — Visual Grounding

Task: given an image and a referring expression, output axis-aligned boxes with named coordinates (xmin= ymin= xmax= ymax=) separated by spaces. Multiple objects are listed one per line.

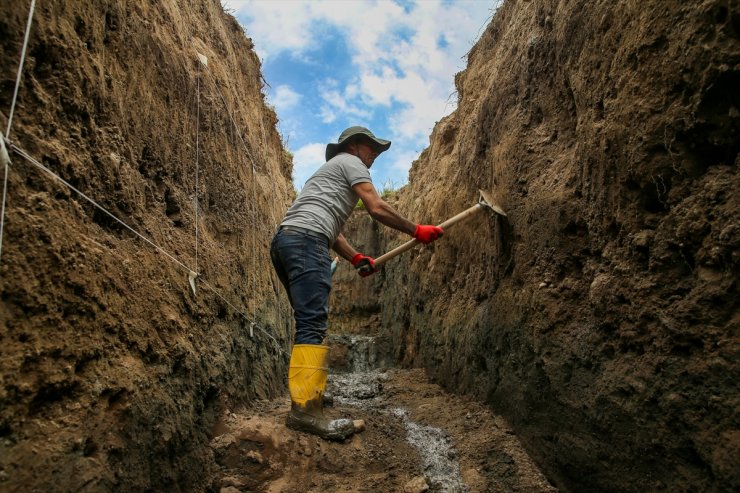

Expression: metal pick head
xmin=478 ymin=189 xmax=507 ymax=217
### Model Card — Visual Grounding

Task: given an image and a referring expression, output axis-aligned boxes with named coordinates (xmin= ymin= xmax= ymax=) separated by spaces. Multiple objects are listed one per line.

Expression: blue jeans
xmin=270 ymin=229 xmax=332 ymax=344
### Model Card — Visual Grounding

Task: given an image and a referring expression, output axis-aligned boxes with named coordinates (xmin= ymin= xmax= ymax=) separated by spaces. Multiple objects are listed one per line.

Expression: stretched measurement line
xmin=200 ymin=278 xmax=285 ymax=356
xmin=10 ymin=143 xmax=194 ymax=273
xmin=203 ymin=71 xmax=261 ymax=311
xmin=6 ymin=0 xmax=37 ymax=139
xmin=207 ymin=77 xmax=257 ymax=173
xmin=190 ymin=60 xmax=287 ymax=352
xmin=1 ymin=0 xmax=37 ymax=263
xmin=202 ymin=69 xmax=292 ymax=335
xmin=0 ymin=138 xmax=10 ymax=261
xmin=10 ymin=142 xmax=286 ymax=353
xmin=195 ymin=59 xmax=201 ymax=275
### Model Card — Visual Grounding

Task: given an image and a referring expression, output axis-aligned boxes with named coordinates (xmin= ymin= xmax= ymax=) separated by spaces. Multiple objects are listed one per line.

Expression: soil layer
xmin=2 ymin=0 xmax=738 ymax=491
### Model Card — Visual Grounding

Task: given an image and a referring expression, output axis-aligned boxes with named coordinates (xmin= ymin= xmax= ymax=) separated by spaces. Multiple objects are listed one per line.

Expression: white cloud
xmin=226 ymin=1 xmax=493 ymax=80
xmin=347 ymin=1 xmax=494 ymax=141
xmin=359 ymin=69 xmax=442 ymax=141
xmin=222 ymin=0 xmax=318 ymax=60
xmin=292 ymin=142 xmax=326 ymax=188
xmin=269 ymin=84 xmax=302 ymax=112
xmin=319 ymin=86 xmax=372 ymax=122
xmin=385 ymin=149 xmax=420 ymax=185
xmin=319 ymin=106 xmax=337 ymax=124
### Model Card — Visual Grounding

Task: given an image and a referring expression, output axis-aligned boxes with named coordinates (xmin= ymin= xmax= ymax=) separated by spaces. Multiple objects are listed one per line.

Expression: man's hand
xmin=413 ymin=224 xmax=444 ymax=244
xmin=351 ymin=253 xmax=379 ymax=278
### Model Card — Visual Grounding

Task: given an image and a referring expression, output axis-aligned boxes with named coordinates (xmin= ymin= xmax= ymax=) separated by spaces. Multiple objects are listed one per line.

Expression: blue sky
xmin=222 ymin=0 xmax=498 ymax=190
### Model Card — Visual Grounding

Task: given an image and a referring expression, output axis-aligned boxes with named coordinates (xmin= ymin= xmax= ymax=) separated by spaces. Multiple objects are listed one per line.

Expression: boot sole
xmin=286 ymin=413 xmax=355 ymax=441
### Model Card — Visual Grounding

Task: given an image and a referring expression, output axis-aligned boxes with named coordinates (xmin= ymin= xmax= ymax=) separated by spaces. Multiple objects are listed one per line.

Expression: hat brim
xmin=325 ymin=136 xmax=391 ymax=161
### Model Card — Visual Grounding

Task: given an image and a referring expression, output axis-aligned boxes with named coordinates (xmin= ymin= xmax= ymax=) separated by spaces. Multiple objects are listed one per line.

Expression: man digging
xmin=270 ymin=126 xmax=444 ymax=441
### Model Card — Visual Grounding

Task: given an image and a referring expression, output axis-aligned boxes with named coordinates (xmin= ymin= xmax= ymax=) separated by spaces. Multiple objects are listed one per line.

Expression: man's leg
xmin=270 ymin=232 xmax=293 ymax=306
xmin=269 ymin=230 xmax=355 ymax=441
xmin=270 ymin=230 xmax=331 ymax=343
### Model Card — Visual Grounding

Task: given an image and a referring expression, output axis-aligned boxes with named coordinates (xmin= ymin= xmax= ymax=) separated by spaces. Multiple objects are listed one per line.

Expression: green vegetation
xmin=354 ymin=180 xmax=402 ymax=210
xmin=380 ymin=179 xmax=401 ymax=200
xmin=381 ymin=188 xmax=396 ymax=200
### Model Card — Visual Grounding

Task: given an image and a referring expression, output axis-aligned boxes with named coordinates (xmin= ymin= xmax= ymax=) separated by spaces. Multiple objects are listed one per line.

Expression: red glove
xmin=413 ymin=224 xmax=444 ymax=244
xmin=351 ymin=253 xmax=379 ymax=278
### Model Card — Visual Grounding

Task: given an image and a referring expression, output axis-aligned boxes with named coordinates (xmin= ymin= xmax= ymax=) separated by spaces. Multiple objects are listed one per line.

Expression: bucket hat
xmin=325 ymin=126 xmax=391 ymax=161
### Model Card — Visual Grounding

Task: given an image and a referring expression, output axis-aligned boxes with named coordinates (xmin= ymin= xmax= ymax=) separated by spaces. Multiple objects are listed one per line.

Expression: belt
xmin=279 ymin=225 xmax=330 ymax=245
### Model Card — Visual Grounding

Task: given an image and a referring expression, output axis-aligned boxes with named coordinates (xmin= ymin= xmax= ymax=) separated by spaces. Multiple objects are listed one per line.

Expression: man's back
xmin=281 ymin=153 xmax=372 ymax=242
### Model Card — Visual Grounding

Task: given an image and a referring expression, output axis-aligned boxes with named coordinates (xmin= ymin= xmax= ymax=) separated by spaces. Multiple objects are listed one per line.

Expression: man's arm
xmin=333 ymin=182 xmax=442 ymax=278
xmin=332 ymin=233 xmax=359 ymax=261
xmin=352 ymin=182 xmax=416 ymax=234
xmin=333 ymin=232 xmax=378 ymax=277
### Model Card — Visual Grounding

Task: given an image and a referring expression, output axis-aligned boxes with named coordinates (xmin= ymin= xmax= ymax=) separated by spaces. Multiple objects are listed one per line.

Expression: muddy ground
xmin=210 ymin=365 xmax=555 ymax=493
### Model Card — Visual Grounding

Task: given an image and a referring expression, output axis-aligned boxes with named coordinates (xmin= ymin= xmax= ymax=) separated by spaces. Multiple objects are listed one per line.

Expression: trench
xmin=2 ymin=1 xmax=735 ymax=492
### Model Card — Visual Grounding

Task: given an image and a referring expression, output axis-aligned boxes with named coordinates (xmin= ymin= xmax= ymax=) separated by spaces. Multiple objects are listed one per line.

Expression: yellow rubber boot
xmin=286 ymin=344 xmax=355 ymax=441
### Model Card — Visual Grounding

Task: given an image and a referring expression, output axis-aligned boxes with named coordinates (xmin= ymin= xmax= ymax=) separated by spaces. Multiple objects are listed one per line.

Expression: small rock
xmin=209 ymin=433 xmax=236 ymax=450
xmin=404 ymin=476 xmax=429 ymax=493
xmin=246 ymin=450 xmax=263 ymax=464
xmin=631 ymin=230 xmax=653 ymax=250
xmin=220 ymin=476 xmax=245 ymax=488
xmin=538 ymin=282 xmax=547 ymax=289
xmin=353 ymin=419 xmax=366 ymax=432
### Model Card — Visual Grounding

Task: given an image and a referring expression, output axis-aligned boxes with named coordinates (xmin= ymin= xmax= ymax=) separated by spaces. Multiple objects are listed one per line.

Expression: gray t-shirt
xmin=281 ymin=153 xmax=371 ymax=243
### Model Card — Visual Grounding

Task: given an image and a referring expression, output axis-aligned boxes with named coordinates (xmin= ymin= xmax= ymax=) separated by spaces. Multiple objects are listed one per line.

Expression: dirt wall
xmin=366 ymin=0 xmax=738 ymax=491
xmin=0 ymin=1 xmax=293 ymax=490
xmin=329 ymin=209 xmax=386 ymax=335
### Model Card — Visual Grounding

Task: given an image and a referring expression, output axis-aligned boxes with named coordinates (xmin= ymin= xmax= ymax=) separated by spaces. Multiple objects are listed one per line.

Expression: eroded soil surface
xmin=210 ymin=368 xmax=555 ymax=493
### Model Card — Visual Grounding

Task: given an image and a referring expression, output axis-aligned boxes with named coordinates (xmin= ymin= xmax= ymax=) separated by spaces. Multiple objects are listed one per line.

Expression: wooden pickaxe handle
xmin=374 ymin=202 xmax=487 ymax=267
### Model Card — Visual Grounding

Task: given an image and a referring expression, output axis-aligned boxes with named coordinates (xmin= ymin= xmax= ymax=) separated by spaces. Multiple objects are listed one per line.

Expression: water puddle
xmin=327 ymin=335 xmax=467 ymax=492
xmin=391 ymin=408 xmax=468 ymax=492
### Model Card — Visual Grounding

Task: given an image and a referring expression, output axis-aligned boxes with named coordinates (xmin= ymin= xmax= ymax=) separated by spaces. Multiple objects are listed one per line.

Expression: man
xmin=270 ymin=126 xmax=444 ymax=441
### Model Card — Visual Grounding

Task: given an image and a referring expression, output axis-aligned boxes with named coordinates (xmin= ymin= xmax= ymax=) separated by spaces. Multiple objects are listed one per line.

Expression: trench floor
xmin=209 ymin=368 xmax=556 ymax=492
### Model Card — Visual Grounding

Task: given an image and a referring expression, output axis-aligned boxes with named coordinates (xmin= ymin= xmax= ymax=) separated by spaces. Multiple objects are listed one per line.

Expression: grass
xmin=355 ymin=180 xmax=402 ymax=210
